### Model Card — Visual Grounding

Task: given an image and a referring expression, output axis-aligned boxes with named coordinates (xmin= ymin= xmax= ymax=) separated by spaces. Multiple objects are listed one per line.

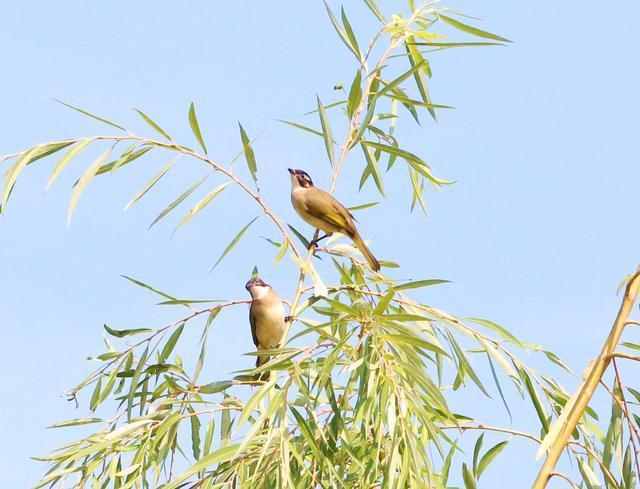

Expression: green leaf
xmin=67 ymin=147 xmax=112 ymax=227
xmin=163 ymin=444 xmax=239 ymax=489
xmin=462 ymin=462 xmax=477 ymax=489
xmin=519 ymin=367 xmax=550 ymax=433
xmin=379 ymin=59 xmax=427 ymax=98
xmin=174 ymin=181 xmax=230 ymax=232
xmin=199 ymin=380 xmax=233 ymax=395
xmin=133 ymin=108 xmax=172 ymax=141
xmin=27 ymin=141 xmax=76 ymax=167
xmin=109 ymin=146 xmax=152 ymax=175
xmin=395 ymin=279 xmax=449 ymax=291
xmin=472 ymin=434 xmax=484 ymax=475
xmin=149 ymin=174 xmax=209 ymax=229
xmin=211 ymin=216 xmax=260 ymax=270
xmin=373 ymin=289 xmax=394 ymax=316
xmin=190 ymin=410 xmax=202 ymax=460
xmin=323 ymin=1 xmax=359 ymax=59
xmin=276 ymin=119 xmax=324 ymax=138
xmin=103 ymin=324 xmax=152 ymax=338
xmin=363 ymin=140 xmax=452 ymax=186
xmin=360 ymin=142 xmax=385 ymax=196
xmin=347 ymin=70 xmax=363 ymax=119
xmin=47 ymin=418 xmax=103 ymax=429
xmin=54 ymin=99 xmax=127 ymax=131
xmin=317 ymin=96 xmax=335 ymax=166
xmin=123 ymin=157 xmax=177 ymax=211
xmin=238 ymin=123 xmax=258 ymax=185
xmin=121 ymin=275 xmax=179 ymax=302
xmin=347 ymin=201 xmax=379 ymax=211
xmin=362 ymin=0 xmax=384 ymax=22
xmin=160 ymin=324 xmax=184 ymax=362
xmin=188 ymin=102 xmax=208 ymax=154
xmin=404 ymin=39 xmax=436 ymax=121
xmin=89 ymin=378 xmax=102 ymax=411
xmin=466 ymin=318 xmax=525 ymax=347
xmin=446 ymin=329 xmax=489 ymax=396
xmin=127 ymin=346 xmax=149 ymax=421
xmin=438 ymin=14 xmax=511 ymax=42
xmin=340 ymin=7 xmax=361 ymax=58
xmin=47 ymin=139 xmax=95 ymax=190
xmin=578 ymin=457 xmax=602 ymax=489
xmin=287 ymin=224 xmax=311 ymax=249
xmin=476 ymin=441 xmax=508 ymax=478
xmin=2 ymin=147 xmax=39 ymax=211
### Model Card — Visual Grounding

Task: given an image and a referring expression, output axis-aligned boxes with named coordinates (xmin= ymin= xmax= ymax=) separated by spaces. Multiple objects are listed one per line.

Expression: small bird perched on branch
xmin=288 ymin=168 xmax=381 ymax=271
xmin=245 ymin=277 xmax=285 ymax=381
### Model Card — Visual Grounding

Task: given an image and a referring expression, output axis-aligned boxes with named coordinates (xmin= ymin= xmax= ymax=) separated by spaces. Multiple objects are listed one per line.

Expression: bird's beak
xmin=287 ymin=168 xmax=294 ymax=175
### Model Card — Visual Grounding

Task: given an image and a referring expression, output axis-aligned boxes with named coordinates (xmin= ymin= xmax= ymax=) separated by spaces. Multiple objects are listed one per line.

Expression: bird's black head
xmin=245 ymin=277 xmax=269 ymax=290
xmin=288 ymin=168 xmax=314 ymax=188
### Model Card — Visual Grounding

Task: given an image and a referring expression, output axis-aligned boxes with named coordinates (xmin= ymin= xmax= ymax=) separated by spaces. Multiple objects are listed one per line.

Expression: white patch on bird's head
xmin=248 ymin=285 xmax=271 ymax=300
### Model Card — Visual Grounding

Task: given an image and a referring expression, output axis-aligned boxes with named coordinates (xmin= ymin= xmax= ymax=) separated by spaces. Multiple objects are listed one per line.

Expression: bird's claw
xmin=285 ymin=315 xmax=296 ymax=322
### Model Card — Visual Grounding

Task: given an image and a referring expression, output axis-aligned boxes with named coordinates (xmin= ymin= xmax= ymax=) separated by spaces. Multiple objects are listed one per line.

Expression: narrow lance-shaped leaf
xmin=395 ymin=279 xmax=449 ymax=290
xmin=174 ymin=182 xmax=230 ymax=232
xmin=54 ymin=99 xmax=127 ymax=131
xmin=188 ymin=102 xmax=208 ymax=154
xmin=149 ymin=174 xmax=209 ymax=229
xmin=347 ymin=70 xmax=363 ymax=119
xmin=123 ymin=156 xmax=178 ymax=211
xmin=340 ymin=7 xmax=361 ymax=59
xmin=67 ymin=147 xmax=113 ymax=227
xmin=238 ymin=123 xmax=258 ymax=186
xmin=323 ymin=1 xmax=359 ymax=59
xmin=159 ymin=324 xmax=184 ymax=362
xmin=120 ymin=275 xmax=182 ymax=303
xmin=47 ymin=418 xmax=104 ymax=429
xmin=127 ymin=346 xmax=149 ymax=421
xmin=476 ymin=441 xmax=509 ymax=478
xmin=47 ymin=138 xmax=95 ymax=190
xmin=110 ymin=146 xmax=152 ymax=174
xmin=276 ymin=119 xmax=324 ymax=138
xmin=438 ymin=14 xmax=511 ymax=42
xmin=133 ymin=108 xmax=172 ymax=141
xmin=163 ymin=444 xmax=239 ymax=489
xmin=360 ymin=142 xmax=385 ymax=196
xmin=211 ymin=215 xmax=260 ymax=270
xmin=104 ymin=324 xmax=152 ymax=338
xmin=404 ymin=39 xmax=436 ymax=121
xmin=2 ymin=146 xmax=40 ymax=211
xmin=317 ymin=96 xmax=335 ymax=166
xmin=362 ymin=0 xmax=384 ymax=22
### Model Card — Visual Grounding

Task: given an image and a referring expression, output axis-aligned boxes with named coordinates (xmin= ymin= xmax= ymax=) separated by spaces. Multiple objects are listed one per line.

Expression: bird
xmin=245 ymin=277 xmax=286 ymax=381
xmin=288 ymin=168 xmax=381 ymax=272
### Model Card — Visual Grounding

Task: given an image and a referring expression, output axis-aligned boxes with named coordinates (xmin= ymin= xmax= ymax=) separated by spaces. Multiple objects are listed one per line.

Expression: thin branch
xmin=610 ymin=352 xmax=640 ymax=362
xmin=609 ymin=359 xmax=640 ymax=476
xmin=549 ymin=471 xmax=578 ymax=487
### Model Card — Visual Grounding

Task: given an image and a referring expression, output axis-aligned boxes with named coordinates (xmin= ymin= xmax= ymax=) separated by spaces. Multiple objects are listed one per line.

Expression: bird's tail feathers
xmin=255 ymin=353 xmax=271 ymax=381
xmin=351 ymin=231 xmax=381 ymax=272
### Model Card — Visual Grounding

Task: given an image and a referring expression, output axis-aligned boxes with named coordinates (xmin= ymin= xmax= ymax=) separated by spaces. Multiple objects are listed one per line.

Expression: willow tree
xmin=3 ymin=2 xmax=640 ymax=488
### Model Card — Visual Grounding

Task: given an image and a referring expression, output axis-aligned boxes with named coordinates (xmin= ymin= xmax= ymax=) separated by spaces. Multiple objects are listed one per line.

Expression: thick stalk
xmin=532 ymin=268 xmax=640 ymax=489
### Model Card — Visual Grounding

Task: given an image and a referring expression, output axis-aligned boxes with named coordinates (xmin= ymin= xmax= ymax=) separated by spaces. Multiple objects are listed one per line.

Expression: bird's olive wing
xmin=249 ymin=305 xmax=259 ymax=347
xmin=305 ymin=190 xmax=355 ymax=233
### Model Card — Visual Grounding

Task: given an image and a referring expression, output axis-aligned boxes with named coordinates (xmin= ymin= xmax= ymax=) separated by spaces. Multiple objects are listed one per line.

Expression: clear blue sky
xmin=1 ymin=1 xmax=639 ymax=487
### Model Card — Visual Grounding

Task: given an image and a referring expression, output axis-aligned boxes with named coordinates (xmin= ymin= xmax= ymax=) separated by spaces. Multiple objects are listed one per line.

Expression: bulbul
xmin=245 ymin=277 xmax=286 ymax=380
xmin=288 ymin=168 xmax=381 ymax=272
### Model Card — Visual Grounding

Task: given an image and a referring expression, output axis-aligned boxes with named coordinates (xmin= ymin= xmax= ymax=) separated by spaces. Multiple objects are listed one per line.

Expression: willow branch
xmin=532 ymin=268 xmax=640 ymax=489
